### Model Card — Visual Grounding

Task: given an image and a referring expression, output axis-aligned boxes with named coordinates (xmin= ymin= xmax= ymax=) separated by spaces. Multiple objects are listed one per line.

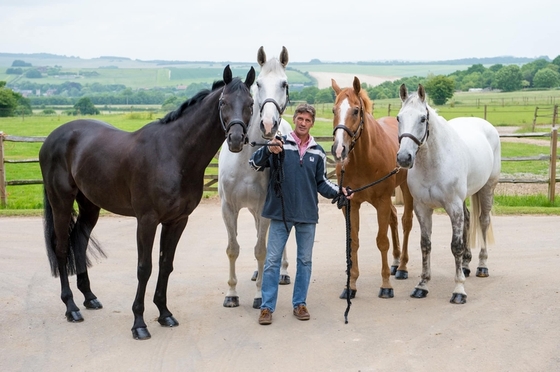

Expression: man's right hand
xmin=268 ymin=138 xmax=283 ymax=154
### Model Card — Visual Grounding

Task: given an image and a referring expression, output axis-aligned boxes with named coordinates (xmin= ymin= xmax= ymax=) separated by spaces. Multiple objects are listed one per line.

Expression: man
xmin=249 ymin=103 xmax=352 ymax=325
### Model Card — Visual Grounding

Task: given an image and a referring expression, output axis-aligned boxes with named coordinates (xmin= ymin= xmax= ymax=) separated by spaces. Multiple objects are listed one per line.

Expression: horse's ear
xmin=353 ymin=76 xmax=361 ymax=94
xmin=331 ymin=79 xmax=341 ymax=94
xmin=257 ymin=46 xmax=266 ymax=67
xmin=418 ymin=84 xmax=426 ymax=102
xmin=223 ymin=65 xmax=233 ymax=84
xmin=399 ymin=84 xmax=408 ymax=101
xmin=280 ymin=46 xmax=289 ymax=68
xmin=245 ymin=66 xmax=256 ymax=87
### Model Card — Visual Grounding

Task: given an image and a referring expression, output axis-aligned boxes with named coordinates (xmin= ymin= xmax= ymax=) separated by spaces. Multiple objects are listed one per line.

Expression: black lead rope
xmin=271 ymin=150 xmax=290 ymax=234
xmin=332 ymin=166 xmax=401 ymax=324
xmin=251 ymin=141 xmax=289 ymax=234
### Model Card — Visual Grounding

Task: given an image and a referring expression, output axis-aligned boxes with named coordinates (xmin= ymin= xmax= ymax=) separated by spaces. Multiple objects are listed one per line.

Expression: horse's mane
xmin=403 ymin=92 xmax=439 ymax=117
xmin=159 ymin=80 xmax=227 ymax=124
xmin=358 ymin=88 xmax=373 ymax=114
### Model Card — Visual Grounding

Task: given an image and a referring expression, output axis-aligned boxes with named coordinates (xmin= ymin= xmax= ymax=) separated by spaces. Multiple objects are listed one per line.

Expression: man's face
xmin=294 ymin=112 xmax=314 ymax=138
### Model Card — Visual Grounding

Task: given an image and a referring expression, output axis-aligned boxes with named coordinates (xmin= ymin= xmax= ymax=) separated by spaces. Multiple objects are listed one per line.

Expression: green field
xmin=1 ymin=107 xmax=558 ymax=213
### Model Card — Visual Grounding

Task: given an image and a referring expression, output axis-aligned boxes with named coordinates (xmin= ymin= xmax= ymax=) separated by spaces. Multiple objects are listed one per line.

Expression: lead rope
xmin=271 ymin=149 xmax=289 ymax=234
xmin=333 ymin=166 xmax=401 ymax=324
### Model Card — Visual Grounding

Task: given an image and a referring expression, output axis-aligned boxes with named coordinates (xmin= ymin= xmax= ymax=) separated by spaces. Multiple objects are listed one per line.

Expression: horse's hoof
xmin=462 ymin=268 xmax=471 ymax=277
xmin=66 ymin=310 xmax=84 ymax=322
xmin=132 ymin=327 xmax=151 ymax=340
xmin=158 ymin=315 xmax=179 ymax=327
xmin=83 ymin=298 xmax=103 ymax=310
xmin=390 ymin=265 xmax=398 ymax=276
xmin=339 ymin=288 xmax=356 ymax=300
xmin=252 ymin=298 xmax=262 ymax=309
xmin=476 ymin=267 xmax=489 ymax=277
xmin=223 ymin=296 xmax=240 ymax=308
xmin=378 ymin=288 xmax=394 ymax=299
xmin=251 ymin=270 xmax=258 ymax=281
xmin=410 ymin=288 xmax=428 ymax=298
xmin=395 ymin=270 xmax=408 ymax=280
xmin=279 ymin=274 xmax=291 ymax=285
xmin=450 ymin=293 xmax=467 ymax=304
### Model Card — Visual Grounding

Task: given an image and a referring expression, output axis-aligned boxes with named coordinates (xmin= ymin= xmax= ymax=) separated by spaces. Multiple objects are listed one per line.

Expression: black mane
xmin=159 ymin=80 xmax=227 ymax=124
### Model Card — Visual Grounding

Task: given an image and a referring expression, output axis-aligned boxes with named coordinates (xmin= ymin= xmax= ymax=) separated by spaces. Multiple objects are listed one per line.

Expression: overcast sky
xmin=1 ymin=0 xmax=558 ymax=63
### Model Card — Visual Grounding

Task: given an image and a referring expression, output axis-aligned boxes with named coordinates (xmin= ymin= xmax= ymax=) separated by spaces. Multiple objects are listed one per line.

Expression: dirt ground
xmin=1 ymin=198 xmax=559 ymax=371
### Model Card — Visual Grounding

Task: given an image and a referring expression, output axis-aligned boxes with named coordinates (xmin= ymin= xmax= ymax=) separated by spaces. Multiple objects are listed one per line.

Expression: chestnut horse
xmin=39 ymin=65 xmax=255 ymax=340
xmin=331 ymin=77 xmax=414 ymax=299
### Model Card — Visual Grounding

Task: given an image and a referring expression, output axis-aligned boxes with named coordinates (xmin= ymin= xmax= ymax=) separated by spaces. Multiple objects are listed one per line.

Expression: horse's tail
xmin=42 ymin=188 xmax=106 ymax=278
xmin=467 ymin=194 xmax=495 ymax=250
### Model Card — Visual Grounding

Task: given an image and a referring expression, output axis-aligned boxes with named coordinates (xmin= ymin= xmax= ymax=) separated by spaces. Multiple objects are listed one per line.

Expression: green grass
xmin=1 ymin=108 xmax=559 ymax=214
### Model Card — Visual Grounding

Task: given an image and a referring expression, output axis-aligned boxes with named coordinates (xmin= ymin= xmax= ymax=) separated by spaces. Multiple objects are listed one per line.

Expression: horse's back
xmin=448 ymin=117 xmax=501 ymax=192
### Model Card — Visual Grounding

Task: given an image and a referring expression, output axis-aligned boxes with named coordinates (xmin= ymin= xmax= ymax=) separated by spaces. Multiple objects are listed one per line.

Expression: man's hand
xmin=268 ymin=137 xmax=283 ymax=154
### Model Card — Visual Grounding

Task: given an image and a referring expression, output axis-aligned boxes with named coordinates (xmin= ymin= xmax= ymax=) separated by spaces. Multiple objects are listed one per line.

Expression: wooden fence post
xmin=549 ymin=127 xmax=558 ymax=203
xmin=484 ymin=105 xmax=487 ymax=120
xmin=0 ymin=132 xmax=6 ymax=207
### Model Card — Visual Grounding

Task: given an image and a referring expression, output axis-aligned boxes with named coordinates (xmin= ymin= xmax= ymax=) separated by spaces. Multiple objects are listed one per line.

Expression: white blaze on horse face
xmin=334 ymin=98 xmax=351 ymax=160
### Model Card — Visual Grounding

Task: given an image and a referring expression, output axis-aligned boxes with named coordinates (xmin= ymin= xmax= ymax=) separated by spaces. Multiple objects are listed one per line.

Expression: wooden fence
xmin=1 ymin=128 xmax=558 ymax=207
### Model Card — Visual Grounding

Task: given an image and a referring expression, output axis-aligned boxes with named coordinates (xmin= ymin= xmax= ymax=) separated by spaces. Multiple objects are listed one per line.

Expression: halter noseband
xmin=219 ymin=88 xmax=249 ymax=144
xmin=259 ymin=85 xmax=290 ymax=116
xmin=398 ymin=108 xmax=430 ymax=147
xmin=332 ymin=98 xmax=365 ymax=154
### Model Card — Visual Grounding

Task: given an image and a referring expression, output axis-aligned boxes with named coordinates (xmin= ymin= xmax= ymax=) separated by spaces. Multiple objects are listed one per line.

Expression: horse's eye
xmin=332 ymin=107 xmax=335 ymax=114
xmin=282 ymin=81 xmax=288 ymax=89
xmin=256 ymin=82 xmax=261 ymax=88
xmin=420 ymin=116 xmax=426 ymax=123
xmin=353 ymin=108 xmax=359 ymax=116
xmin=396 ymin=116 xmax=400 ymax=123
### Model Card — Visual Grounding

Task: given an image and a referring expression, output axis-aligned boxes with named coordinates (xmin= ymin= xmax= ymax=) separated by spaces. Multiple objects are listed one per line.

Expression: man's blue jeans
xmin=261 ymin=219 xmax=316 ymax=313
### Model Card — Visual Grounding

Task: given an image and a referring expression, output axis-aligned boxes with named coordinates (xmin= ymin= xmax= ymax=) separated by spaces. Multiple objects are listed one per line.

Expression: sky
xmin=1 ymin=0 xmax=558 ymax=63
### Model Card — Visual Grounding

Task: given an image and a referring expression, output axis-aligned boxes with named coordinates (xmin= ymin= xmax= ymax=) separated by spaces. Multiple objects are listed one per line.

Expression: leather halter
xmin=398 ymin=108 xmax=430 ymax=147
xmin=332 ymin=98 xmax=365 ymax=154
xmin=259 ymin=85 xmax=290 ymax=116
xmin=219 ymin=88 xmax=249 ymax=144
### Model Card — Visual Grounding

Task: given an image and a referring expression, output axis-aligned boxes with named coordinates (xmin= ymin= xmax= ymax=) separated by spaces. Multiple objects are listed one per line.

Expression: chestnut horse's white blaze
xmin=396 ymin=84 xmax=501 ymax=304
xmin=332 ymin=98 xmax=351 ymax=160
xmin=218 ymin=46 xmax=292 ymax=309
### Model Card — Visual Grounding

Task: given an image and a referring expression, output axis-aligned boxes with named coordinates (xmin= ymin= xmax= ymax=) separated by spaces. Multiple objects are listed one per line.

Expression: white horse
xmin=396 ymin=84 xmax=501 ymax=304
xmin=218 ymin=46 xmax=292 ymax=309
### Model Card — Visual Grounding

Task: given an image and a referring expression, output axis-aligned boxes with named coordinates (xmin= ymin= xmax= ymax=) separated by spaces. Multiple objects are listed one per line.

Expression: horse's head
xmin=331 ymin=77 xmax=371 ymax=165
xmin=396 ymin=84 xmax=430 ymax=169
xmin=220 ymin=65 xmax=256 ymax=152
xmin=253 ymin=46 xmax=290 ymax=140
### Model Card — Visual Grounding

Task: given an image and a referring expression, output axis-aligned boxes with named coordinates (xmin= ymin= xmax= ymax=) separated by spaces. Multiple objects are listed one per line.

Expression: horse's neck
xmin=349 ymin=117 xmax=388 ymax=166
xmin=418 ymin=110 xmax=453 ymax=164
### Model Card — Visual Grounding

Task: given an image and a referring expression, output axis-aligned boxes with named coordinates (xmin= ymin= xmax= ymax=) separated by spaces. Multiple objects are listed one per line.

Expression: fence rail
xmin=1 ymin=128 xmax=558 ymax=207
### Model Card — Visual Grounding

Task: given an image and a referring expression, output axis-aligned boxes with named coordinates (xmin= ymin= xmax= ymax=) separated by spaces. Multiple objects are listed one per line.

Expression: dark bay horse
xmin=39 ymin=65 xmax=255 ymax=340
xmin=331 ymin=77 xmax=414 ymax=299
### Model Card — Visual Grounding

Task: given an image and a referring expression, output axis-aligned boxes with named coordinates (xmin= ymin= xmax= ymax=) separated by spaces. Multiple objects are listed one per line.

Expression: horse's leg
xmin=411 ymin=205 xmax=433 ymax=299
xmin=446 ymin=202 xmax=468 ymax=304
xmin=75 ymin=192 xmax=103 ymax=310
xmin=251 ymin=213 xmax=268 ymax=309
xmin=474 ymin=185 xmax=496 ymax=277
xmin=461 ymin=201 xmax=473 ymax=277
xmin=131 ymin=215 xmax=158 ymax=340
xmin=222 ymin=203 xmax=241 ymax=307
xmin=375 ymin=199 xmax=394 ymax=299
xmin=396 ymin=182 xmax=414 ymax=280
xmin=153 ymin=218 xmax=188 ymax=328
xmin=48 ymin=186 xmax=84 ymax=322
xmin=388 ymin=203 xmax=401 ymax=276
xmin=339 ymin=202 xmax=360 ymax=299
